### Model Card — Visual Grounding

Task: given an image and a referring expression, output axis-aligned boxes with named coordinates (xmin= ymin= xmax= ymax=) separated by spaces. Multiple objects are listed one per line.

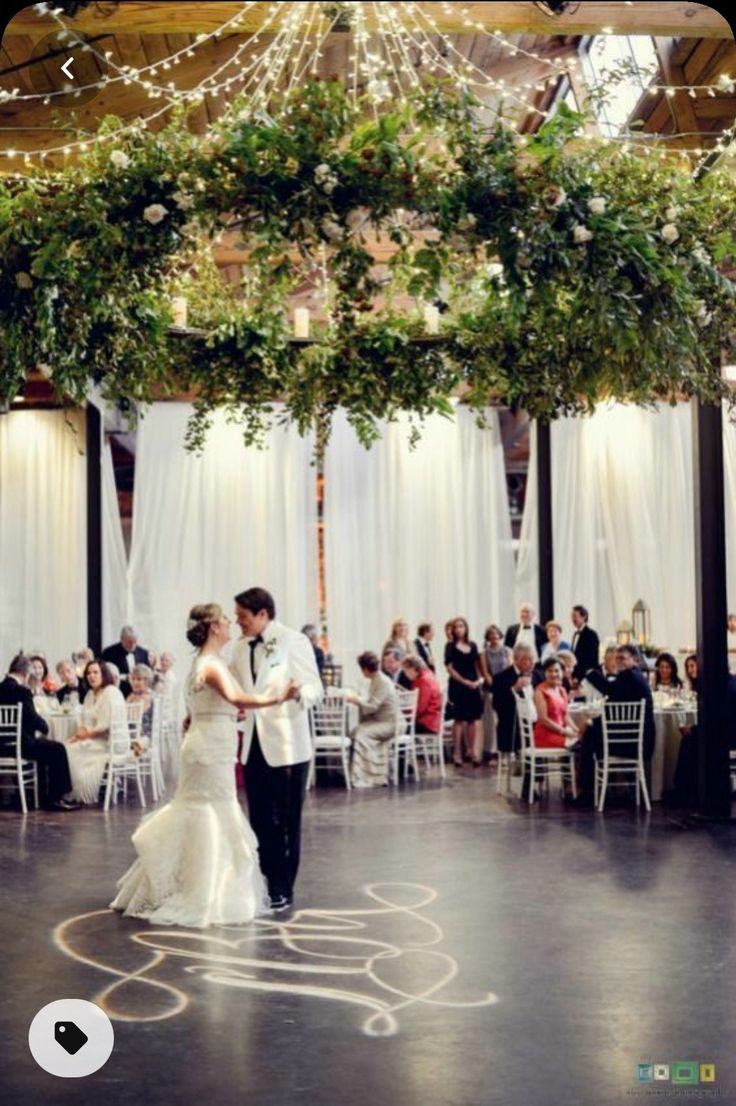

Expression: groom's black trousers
xmin=244 ymin=729 xmax=309 ymax=901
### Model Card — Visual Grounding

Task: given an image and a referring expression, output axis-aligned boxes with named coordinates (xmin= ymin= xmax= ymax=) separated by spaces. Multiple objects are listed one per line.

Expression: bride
xmin=111 ymin=602 xmax=299 ymax=928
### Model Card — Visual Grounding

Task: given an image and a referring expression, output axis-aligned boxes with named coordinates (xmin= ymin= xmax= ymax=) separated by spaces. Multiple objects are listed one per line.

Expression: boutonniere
xmin=263 ymin=638 xmax=278 ymax=659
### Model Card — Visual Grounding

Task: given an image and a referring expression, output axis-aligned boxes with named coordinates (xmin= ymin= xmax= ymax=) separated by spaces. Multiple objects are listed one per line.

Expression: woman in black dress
xmin=444 ymin=617 xmax=484 ymax=767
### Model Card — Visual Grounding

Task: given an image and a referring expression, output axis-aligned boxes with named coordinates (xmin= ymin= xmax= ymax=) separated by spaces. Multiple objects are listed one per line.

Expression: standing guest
xmin=381 ymin=647 xmax=413 ymax=691
xmin=55 ymin=659 xmax=86 ymax=706
xmin=540 ymin=621 xmax=570 ymax=662
xmin=154 ymin=651 xmax=178 ymax=695
xmin=28 ymin=654 xmax=57 ymax=697
xmin=654 ymin=652 xmax=683 ymax=691
xmin=383 ymin=619 xmax=411 ymax=659
xmin=479 ymin=624 xmax=512 ymax=759
xmin=346 ymin=652 xmax=398 ymax=788
xmin=444 ymin=617 xmax=484 ymax=767
xmin=101 ymin=626 xmax=151 ymax=696
xmin=570 ymin=605 xmax=600 ymax=683
xmin=492 ymin=643 xmax=537 ymax=764
xmin=684 ymin=654 xmax=699 ymax=693
xmin=67 ymin=660 xmax=127 ymax=804
xmin=414 ymin=623 xmax=436 ymax=671
xmin=533 ymin=658 xmax=582 ymax=749
xmin=504 ymin=603 xmax=547 ymax=661
xmin=402 ymin=654 xmax=442 ymax=735
xmin=0 ymin=654 xmax=79 ymax=811
xmin=301 ymin=625 xmax=325 ymax=680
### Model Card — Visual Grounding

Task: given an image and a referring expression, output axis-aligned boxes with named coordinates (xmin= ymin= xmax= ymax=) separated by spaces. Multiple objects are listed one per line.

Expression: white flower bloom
xmin=314 ymin=162 xmax=338 ymax=194
xmin=665 ymin=205 xmax=678 ymax=222
xmin=692 ymin=245 xmax=710 ymax=265
xmin=573 ymin=224 xmax=593 ymax=244
xmin=320 ymin=216 xmax=343 ymax=243
xmin=15 ymin=271 xmax=32 ymax=289
xmin=552 ymin=187 xmax=567 ymax=207
xmin=661 ymin=223 xmax=679 ymax=244
xmin=346 ymin=208 xmax=366 ymax=232
xmin=173 ymin=190 xmax=194 ymax=211
xmin=587 ymin=196 xmax=606 ymax=215
xmin=110 ymin=149 xmax=130 ymax=170
xmin=695 ymin=300 xmax=713 ymax=327
xmin=143 ymin=203 xmax=168 ymax=225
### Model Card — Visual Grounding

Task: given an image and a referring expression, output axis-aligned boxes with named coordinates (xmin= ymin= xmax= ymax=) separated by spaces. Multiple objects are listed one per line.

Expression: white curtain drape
xmin=516 ymin=402 xmax=697 ymax=652
xmin=0 ymin=410 xmax=87 ymax=670
xmin=127 ymin=404 xmax=319 ymax=661
xmin=102 ymin=440 xmax=128 ymax=646
xmin=323 ymin=407 xmax=516 ymax=681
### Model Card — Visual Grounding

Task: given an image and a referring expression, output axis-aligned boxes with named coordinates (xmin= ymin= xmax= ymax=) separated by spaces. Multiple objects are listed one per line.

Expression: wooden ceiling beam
xmin=654 ymin=36 xmax=702 ymax=137
xmin=5 ymin=2 xmax=731 ymax=42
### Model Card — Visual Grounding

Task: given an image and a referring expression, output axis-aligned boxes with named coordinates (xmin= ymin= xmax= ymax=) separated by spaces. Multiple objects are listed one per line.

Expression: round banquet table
xmin=43 ymin=707 xmax=82 ymax=744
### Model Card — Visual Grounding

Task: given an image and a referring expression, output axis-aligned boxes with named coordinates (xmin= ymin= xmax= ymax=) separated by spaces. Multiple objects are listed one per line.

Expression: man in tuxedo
xmin=414 ymin=623 xmax=436 ymax=671
xmin=55 ymin=658 xmax=87 ymax=705
xmin=504 ymin=603 xmax=547 ymax=662
xmin=570 ymin=605 xmax=600 ymax=683
xmin=0 ymin=654 xmax=78 ymax=811
xmin=101 ymin=626 xmax=151 ymax=696
xmin=231 ymin=587 xmax=323 ymax=911
xmin=301 ymin=624 xmax=325 ymax=680
xmin=493 ymin=643 xmax=537 ymax=756
xmin=577 ymin=644 xmax=655 ymax=804
xmin=381 ymin=647 xmax=413 ymax=690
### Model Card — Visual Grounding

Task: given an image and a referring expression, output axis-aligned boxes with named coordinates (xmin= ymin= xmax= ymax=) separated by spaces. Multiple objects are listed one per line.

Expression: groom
xmin=232 ymin=587 xmax=323 ymax=911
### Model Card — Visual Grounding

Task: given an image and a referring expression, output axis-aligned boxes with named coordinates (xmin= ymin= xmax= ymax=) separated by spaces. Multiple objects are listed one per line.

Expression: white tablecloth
xmin=652 ymin=705 xmax=697 ymax=801
xmin=44 ymin=708 xmax=81 ymax=744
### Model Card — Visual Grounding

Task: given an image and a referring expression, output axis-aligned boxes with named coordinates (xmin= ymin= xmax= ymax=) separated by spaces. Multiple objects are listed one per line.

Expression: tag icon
xmin=55 ymin=1021 xmax=88 ymax=1055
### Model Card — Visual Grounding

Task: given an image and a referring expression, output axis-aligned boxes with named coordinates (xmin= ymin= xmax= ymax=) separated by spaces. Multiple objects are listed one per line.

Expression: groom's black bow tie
xmin=248 ymin=634 xmax=264 ymax=680
xmin=250 ymin=634 xmax=264 ymax=645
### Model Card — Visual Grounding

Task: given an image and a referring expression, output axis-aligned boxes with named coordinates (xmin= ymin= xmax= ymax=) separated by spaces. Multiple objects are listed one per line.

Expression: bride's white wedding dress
xmin=110 ymin=654 xmax=269 ymax=927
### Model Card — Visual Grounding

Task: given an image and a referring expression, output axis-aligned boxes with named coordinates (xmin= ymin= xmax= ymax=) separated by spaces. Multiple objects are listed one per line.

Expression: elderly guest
xmin=402 ymin=654 xmax=442 ymax=735
xmin=479 ymin=624 xmax=512 ymax=759
xmin=381 ymin=647 xmax=413 ymax=690
xmin=346 ymin=651 xmax=399 ymax=788
xmin=66 ymin=660 xmax=127 ymax=804
xmin=56 ymin=659 xmax=86 ymax=706
xmin=101 ymin=625 xmax=151 ymax=696
xmin=128 ymin=663 xmax=155 ymax=751
xmin=540 ymin=621 xmax=570 ymax=662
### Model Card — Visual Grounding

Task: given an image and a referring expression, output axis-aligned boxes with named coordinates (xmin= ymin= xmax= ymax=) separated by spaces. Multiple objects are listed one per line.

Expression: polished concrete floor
xmin=2 ymin=766 xmax=736 ymax=1106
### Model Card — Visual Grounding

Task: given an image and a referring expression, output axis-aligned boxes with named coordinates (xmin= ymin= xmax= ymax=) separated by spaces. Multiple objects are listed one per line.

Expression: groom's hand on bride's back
xmin=282 ymin=679 xmax=301 ymax=703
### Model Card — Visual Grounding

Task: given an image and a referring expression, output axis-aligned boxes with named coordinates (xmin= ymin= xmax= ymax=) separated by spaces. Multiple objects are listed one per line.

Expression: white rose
xmin=692 ymin=245 xmax=710 ymax=265
xmin=173 ymin=190 xmax=194 ymax=211
xmin=346 ymin=208 xmax=366 ymax=232
xmin=587 ymin=196 xmax=606 ymax=215
xmin=665 ymin=206 xmax=678 ymax=222
xmin=15 ymin=271 xmax=32 ymax=289
xmin=110 ymin=149 xmax=130 ymax=170
xmin=661 ymin=223 xmax=679 ymax=244
xmin=320 ymin=216 xmax=343 ymax=243
xmin=573 ymin=224 xmax=593 ymax=244
xmin=695 ymin=301 xmax=713 ymax=327
xmin=143 ymin=203 xmax=168 ymax=225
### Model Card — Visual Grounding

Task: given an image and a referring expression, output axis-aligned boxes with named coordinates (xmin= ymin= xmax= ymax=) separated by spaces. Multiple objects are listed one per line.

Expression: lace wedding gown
xmin=110 ymin=654 xmax=269 ymax=927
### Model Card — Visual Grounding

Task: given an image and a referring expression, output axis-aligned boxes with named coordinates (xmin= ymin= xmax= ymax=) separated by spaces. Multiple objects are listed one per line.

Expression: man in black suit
xmin=414 ymin=623 xmax=436 ymax=671
xmin=570 ymin=605 xmax=600 ymax=684
xmin=301 ymin=624 xmax=325 ymax=680
xmin=101 ymin=625 xmax=150 ymax=696
xmin=493 ymin=643 xmax=537 ymax=755
xmin=504 ymin=603 xmax=547 ymax=662
xmin=577 ymin=644 xmax=655 ymax=804
xmin=381 ymin=648 xmax=413 ymax=691
xmin=0 ymin=654 xmax=78 ymax=811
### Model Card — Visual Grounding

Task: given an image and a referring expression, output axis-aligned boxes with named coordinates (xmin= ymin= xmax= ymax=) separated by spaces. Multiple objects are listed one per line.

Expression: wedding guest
xmin=101 ymin=625 xmax=151 ymax=696
xmin=301 ymin=625 xmax=325 ymax=680
xmin=414 ymin=623 xmax=436 ymax=671
xmin=533 ymin=658 xmax=583 ymax=749
xmin=654 ymin=652 xmax=683 ymax=691
xmin=381 ymin=647 xmax=413 ymax=691
xmin=0 ymin=654 xmax=79 ymax=811
xmin=128 ymin=663 xmax=155 ymax=744
xmin=67 ymin=660 xmax=127 ymax=804
xmin=154 ymin=651 xmax=178 ymax=695
xmin=444 ymin=617 xmax=484 ymax=766
xmin=570 ymin=605 xmax=600 ymax=683
xmin=493 ymin=643 xmax=536 ymax=762
xmin=504 ymin=602 xmax=547 ymax=661
xmin=383 ymin=619 xmax=411 ymax=659
xmin=555 ymin=650 xmax=580 ymax=696
xmin=402 ymin=654 xmax=442 ymax=735
xmin=479 ymin=624 xmax=512 ymax=760
xmin=106 ymin=662 xmax=121 ymax=688
xmin=666 ymin=674 xmax=736 ymax=807
xmin=55 ymin=659 xmax=86 ymax=706
xmin=73 ymin=647 xmax=94 ymax=679
xmin=580 ymin=646 xmax=618 ymax=696
xmin=29 ymin=654 xmax=57 ymax=697
xmin=684 ymin=654 xmax=699 ymax=693
xmin=540 ymin=621 xmax=570 ymax=662
xmin=346 ymin=651 xmax=398 ymax=788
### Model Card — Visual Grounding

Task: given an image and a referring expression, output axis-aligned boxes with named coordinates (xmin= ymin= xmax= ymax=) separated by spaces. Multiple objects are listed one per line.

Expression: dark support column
xmin=86 ymin=404 xmax=103 ymax=656
xmin=536 ymin=420 xmax=554 ymax=624
xmin=692 ymin=399 xmax=731 ymax=819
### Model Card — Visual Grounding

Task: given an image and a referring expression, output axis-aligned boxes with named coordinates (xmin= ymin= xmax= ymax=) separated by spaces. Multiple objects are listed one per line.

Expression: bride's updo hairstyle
xmin=186 ymin=603 xmax=223 ymax=648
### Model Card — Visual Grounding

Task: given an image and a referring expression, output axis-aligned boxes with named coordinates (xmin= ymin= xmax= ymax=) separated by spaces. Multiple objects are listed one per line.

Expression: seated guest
xmin=414 ymin=623 xmax=436 ymax=671
xmin=580 ymin=646 xmax=618 ymax=696
xmin=504 ymin=602 xmax=547 ymax=661
xmin=128 ymin=663 xmax=155 ymax=749
xmin=73 ymin=647 xmax=94 ymax=680
xmin=667 ymin=674 xmax=736 ymax=807
xmin=684 ymin=653 xmax=699 ymax=693
xmin=101 ymin=625 xmax=151 ymax=696
xmin=493 ymin=643 xmax=537 ymax=761
xmin=154 ymin=651 xmax=178 ymax=695
xmin=383 ymin=619 xmax=411 ymax=659
xmin=28 ymin=654 xmax=57 ymax=698
xmin=55 ymin=659 xmax=86 ymax=706
xmin=381 ymin=647 xmax=413 ymax=691
xmin=540 ymin=621 xmax=570 ymax=662
xmin=444 ymin=617 xmax=484 ymax=766
xmin=0 ymin=654 xmax=79 ymax=810
xmin=67 ymin=659 xmax=127 ymax=804
xmin=570 ymin=605 xmax=600 ymax=683
xmin=346 ymin=651 xmax=399 ymax=788
xmin=555 ymin=649 xmax=582 ymax=697
xmin=301 ymin=625 xmax=325 ymax=680
xmin=533 ymin=658 xmax=582 ymax=749
xmin=402 ymin=654 xmax=442 ymax=734
xmin=578 ymin=644 xmax=656 ymax=804
xmin=106 ymin=662 xmax=121 ymax=689
xmin=654 ymin=651 xmax=683 ymax=691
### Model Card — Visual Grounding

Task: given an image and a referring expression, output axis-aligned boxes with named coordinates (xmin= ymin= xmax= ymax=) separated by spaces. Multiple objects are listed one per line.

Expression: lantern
xmin=616 ymin=620 xmax=633 ymax=645
xmin=631 ymin=599 xmax=651 ymax=646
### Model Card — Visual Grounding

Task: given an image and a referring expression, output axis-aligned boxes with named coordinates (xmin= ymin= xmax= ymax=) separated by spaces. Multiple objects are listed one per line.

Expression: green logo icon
xmin=672 ymin=1062 xmax=699 ymax=1085
xmin=637 ymin=1064 xmax=653 ymax=1082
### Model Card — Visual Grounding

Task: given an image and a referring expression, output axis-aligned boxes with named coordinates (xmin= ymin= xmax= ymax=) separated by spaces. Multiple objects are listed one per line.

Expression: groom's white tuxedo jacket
xmin=231 ymin=619 xmax=323 ymax=767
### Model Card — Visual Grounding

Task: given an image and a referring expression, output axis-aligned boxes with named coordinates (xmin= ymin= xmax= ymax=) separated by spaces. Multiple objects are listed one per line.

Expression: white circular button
xmin=28 ymin=999 xmax=114 ymax=1077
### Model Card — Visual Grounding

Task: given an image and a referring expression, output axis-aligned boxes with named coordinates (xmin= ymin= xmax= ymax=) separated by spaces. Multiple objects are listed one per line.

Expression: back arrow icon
xmin=61 ymin=57 xmax=74 ymax=80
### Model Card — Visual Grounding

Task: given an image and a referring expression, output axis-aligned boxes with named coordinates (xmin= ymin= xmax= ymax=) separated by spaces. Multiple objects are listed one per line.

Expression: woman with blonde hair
xmin=383 ymin=618 xmax=410 ymax=659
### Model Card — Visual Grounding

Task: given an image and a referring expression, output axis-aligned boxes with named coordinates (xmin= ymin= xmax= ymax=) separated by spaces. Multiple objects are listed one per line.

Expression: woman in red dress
xmin=402 ymin=654 xmax=442 ymax=734
xmin=533 ymin=657 xmax=581 ymax=748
